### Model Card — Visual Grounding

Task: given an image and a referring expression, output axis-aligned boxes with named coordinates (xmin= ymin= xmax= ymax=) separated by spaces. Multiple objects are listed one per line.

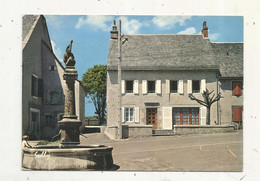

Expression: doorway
xmin=146 ymin=108 xmax=158 ymax=129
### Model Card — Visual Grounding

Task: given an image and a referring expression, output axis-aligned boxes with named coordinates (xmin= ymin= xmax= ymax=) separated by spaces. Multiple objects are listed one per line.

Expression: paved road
xmin=80 ymin=131 xmax=243 ymax=171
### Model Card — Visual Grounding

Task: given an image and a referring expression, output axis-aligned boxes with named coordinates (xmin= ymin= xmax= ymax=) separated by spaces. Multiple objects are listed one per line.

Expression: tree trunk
xmin=206 ymin=106 xmax=211 ymax=125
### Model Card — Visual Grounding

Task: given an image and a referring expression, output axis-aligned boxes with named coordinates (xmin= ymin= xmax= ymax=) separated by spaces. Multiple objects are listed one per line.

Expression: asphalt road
xmin=80 ymin=131 xmax=243 ymax=171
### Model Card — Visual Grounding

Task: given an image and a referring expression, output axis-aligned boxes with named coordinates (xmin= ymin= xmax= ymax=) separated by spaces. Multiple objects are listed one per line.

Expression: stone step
xmin=152 ymin=129 xmax=175 ymax=136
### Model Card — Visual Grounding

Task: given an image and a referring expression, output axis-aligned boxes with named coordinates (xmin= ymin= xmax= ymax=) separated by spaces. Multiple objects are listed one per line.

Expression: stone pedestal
xmin=58 ymin=66 xmax=82 ymax=146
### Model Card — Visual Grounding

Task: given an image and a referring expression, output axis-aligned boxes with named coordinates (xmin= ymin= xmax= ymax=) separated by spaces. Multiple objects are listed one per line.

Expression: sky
xmin=44 ymin=15 xmax=243 ymax=117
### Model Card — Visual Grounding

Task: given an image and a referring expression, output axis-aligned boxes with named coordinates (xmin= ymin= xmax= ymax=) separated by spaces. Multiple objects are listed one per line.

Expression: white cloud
xmin=152 ymin=16 xmax=192 ymax=29
xmin=118 ymin=16 xmax=142 ymax=34
xmin=45 ymin=15 xmax=63 ymax=28
xmin=51 ymin=40 xmax=62 ymax=62
xmin=177 ymin=27 xmax=196 ymax=34
xmin=209 ymin=33 xmax=220 ymax=41
xmin=75 ymin=16 xmax=114 ymax=31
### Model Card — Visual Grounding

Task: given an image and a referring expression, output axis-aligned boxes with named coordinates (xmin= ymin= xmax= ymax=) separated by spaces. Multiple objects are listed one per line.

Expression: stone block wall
xmin=173 ymin=125 xmax=235 ymax=135
xmin=128 ymin=125 xmax=153 ymax=138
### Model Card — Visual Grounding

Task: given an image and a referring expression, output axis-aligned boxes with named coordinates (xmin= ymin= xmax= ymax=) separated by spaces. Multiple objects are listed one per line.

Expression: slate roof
xmin=211 ymin=43 xmax=243 ymax=78
xmin=107 ymin=34 xmax=219 ymax=71
xmin=22 ymin=15 xmax=39 ymax=41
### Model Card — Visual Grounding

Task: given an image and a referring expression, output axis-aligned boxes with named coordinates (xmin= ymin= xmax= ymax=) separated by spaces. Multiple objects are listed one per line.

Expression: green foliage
xmin=81 ymin=65 xmax=107 ymax=97
xmin=81 ymin=65 xmax=107 ymax=125
xmin=36 ymin=140 xmax=49 ymax=145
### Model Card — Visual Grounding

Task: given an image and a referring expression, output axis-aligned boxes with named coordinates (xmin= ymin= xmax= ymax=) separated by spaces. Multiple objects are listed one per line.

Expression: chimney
xmin=110 ymin=20 xmax=118 ymax=39
xmin=201 ymin=21 xmax=208 ymax=38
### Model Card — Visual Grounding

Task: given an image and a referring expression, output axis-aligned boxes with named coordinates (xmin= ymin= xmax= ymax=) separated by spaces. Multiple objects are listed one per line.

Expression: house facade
xmin=105 ymin=21 xmax=243 ymax=139
xmin=22 ymin=15 xmax=85 ymax=140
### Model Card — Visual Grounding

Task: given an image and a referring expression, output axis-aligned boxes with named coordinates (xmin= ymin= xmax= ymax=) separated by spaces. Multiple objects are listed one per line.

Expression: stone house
xmin=22 ymin=15 xmax=85 ymax=140
xmin=105 ymin=21 xmax=243 ymax=139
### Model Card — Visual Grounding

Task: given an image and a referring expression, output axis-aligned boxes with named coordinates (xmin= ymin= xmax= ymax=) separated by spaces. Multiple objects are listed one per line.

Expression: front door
xmin=146 ymin=108 xmax=157 ymax=129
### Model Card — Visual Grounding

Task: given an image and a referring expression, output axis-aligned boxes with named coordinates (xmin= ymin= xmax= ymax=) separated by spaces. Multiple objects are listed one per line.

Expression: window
xmin=233 ymin=106 xmax=243 ymax=122
xmin=173 ymin=108 xmax=199 ymax=125
xmin=126 ymin=81 xmax=133 ymax=93
xmin=57 ymin=113 xmax=64 ymax=121
xmin=49 ymin=91 xmax=61 ymax=105
xmin=31 ymin=75 xmax=43 ymax=98
xmin=30 ymin=108 xmax=40 ymax=133
xmin=31 ymin=75 xmax=38 ymax=97
xmin=170 ymin=80 xmax=178 ymax=93
xmin=45 ymin=90 xmax=61 ymax=105
xmin=233 ymin=81 xmax=242 ymax=96
xmin=49 ymin=65 xmax=56 ymax=71
xmin=44 ymin=114 xmax=56 ymax=127
xmin=125 ymin=108 xmax=134 ymax=122
xmin=192 ymin=80 xmax=200 ymax=93
xmin=148 ymin=81 xmax=155 ymax=93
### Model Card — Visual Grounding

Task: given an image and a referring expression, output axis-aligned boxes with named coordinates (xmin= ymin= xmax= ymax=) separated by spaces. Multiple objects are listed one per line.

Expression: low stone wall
xmin=128 ymin=125 xmax=153 ymax=138
xmin=84 ymin=126 xmax=107 ymax=134
xmin=104 ymin=126 xmax=118 ymax=139
xmin=104 ymin=125 xmax=153 ymax=139
xmin=173 ymin=125 xmax=235 ymax=135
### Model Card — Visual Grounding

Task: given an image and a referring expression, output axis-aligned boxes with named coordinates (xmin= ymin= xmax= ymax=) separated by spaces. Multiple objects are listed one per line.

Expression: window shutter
xmin=142 ymin=80 xmax=147 ymax=94
xmin=134 ymin=80 xmax=139 ymax=94
xmin=121 ymin=80 xmax=125 ymax=94
xmin=31 ymin=75 xmax=34 ymax=96
xmin=162 ymin=107 xmax=172 ymax=129
xmin=233 ymin=82 xmax=242 ymax=96
xmin=134 ymin=107 xmax=139 ymax=123
xmin=38 ymin=78 xmax=43 ymax=97
xmin=232 ymin=83 xmax=236 ymax=95
xmin=201 ymin=79 xmax=206 ymax=93
xmin=200 ymin=107 xmax=207 ymax=125
xmin=187 ymin=80 xmax=192 ymax=94
xmin=121 ymin=107 xmax=125 ymax=122
xmin=156 ymin=80 xmax=161 ymax=94
xmin=178 ymin=80 xmax=184 ymax=95
xmin=233 ymin=107 xmax=243 ymax=122
xmin=166 ymin=79 xmax=170 ymax=94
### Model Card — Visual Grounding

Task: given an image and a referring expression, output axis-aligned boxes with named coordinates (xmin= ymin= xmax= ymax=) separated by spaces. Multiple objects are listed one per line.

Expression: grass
xmin=36 ymin=140 xmax=50 ymax=145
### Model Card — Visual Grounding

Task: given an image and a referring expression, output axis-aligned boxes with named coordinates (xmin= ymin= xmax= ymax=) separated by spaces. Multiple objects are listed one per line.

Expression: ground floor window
xmin=43 ymin=113 xmax=56 ymax=128
xmin=30 ymin=108 xmax=40 ymax=138
xmin=232 ymin=106 xmax=243 ymax=122
xmin=125 ymin=108 xmax=134 ymax=122
xmin=173 ymin=108 xmax=199 ymax=125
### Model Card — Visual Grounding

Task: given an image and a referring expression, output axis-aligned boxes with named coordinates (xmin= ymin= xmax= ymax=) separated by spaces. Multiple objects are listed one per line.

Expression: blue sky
xmin=44 ymin=15 xmax=243 ymax=117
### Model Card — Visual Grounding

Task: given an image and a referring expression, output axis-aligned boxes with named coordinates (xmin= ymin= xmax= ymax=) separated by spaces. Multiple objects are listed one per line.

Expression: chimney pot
xmin=201 ymin=21 xmax=208 ymax=38
xmin=110 ymin=20 xmax=118 ymax=39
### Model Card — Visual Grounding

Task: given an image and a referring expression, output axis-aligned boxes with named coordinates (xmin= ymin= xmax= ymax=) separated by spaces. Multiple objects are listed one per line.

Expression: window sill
xmin=124 ymin=93 xmax=135 ymax=95
xmin=192 ymin=92 xmax=201 ymax=94
xmin=147 ymin=93 xmax=158 ymax=95
xmin=232 ymin=94 xmax=243 ymax=97
xmin=32 ymin=96 xmax=39 ymax=100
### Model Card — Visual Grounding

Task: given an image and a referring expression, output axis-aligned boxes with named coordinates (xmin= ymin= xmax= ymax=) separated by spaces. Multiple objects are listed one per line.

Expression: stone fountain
xmin=22 ymin=41 xmax=114 ymax=170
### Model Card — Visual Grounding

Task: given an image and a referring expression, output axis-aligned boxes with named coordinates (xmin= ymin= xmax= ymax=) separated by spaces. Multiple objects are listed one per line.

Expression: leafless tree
xmin=189 ymin=89 xmax=222 ymax=125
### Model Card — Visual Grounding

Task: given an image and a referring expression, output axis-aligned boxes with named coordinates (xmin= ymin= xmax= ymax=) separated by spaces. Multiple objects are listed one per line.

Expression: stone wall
xmin=219 ymin=79 xmax=243 ymax=125
xmin=107 ymin=69 xmax=219 ymax=130
xmin=104 ymin=125 xmax=153 ymax=139
xmin=173 ymin=125 xmax=235 ymax=135
xmin=128 ymin=125 xmax=153 ymax=138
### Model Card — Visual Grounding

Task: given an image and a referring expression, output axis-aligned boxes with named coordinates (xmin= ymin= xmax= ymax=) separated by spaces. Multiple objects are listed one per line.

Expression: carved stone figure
xmin=63 ymin=40 xmax=76 ymax=66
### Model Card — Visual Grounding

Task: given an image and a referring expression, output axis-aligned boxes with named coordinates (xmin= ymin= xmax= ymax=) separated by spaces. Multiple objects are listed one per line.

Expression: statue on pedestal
xmin=63 ymin=40 xmax=76 ymax=67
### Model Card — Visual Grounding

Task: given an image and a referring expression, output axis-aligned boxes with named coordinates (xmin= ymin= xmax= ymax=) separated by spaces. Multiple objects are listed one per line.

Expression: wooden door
xmin=146 ymin=108 xmax=157 ymax=129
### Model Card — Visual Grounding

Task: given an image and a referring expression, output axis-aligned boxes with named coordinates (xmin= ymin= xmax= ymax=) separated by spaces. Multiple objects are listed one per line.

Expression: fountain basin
xmin=22 ymin=145 xmax=113 ymax=170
